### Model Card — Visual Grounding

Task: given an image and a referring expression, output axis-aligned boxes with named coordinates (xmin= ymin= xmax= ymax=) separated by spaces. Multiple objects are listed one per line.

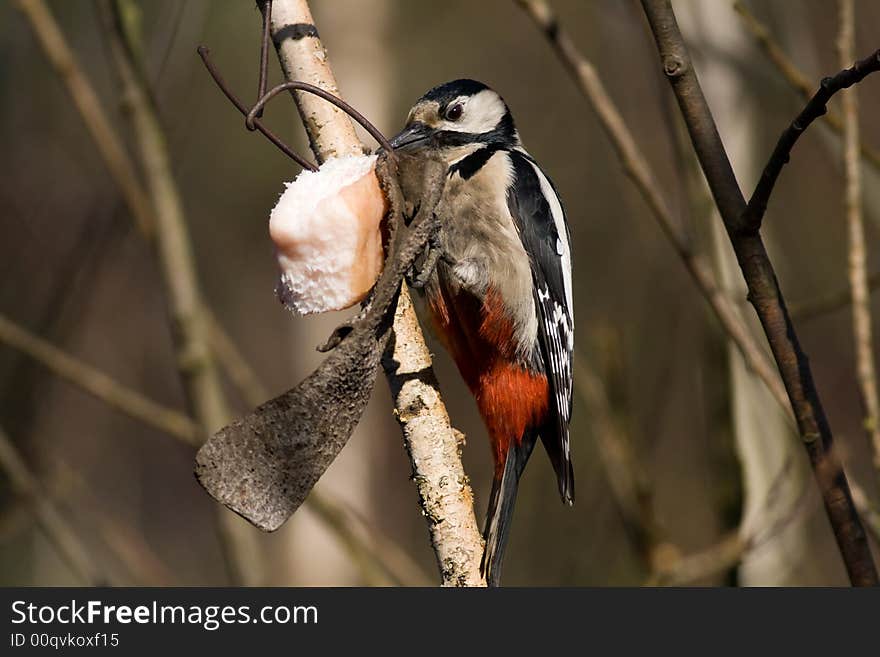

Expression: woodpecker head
xmin=389 ymin=79 xmax=519 ymax=164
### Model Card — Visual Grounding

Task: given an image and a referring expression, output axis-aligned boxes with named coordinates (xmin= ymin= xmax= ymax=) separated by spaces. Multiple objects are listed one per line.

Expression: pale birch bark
xmin=265 ymin=0 xmax=484 ymax=586
xmin=679 ymin=1 xmax=811 ymax=586
xmin=279 ymin=0 xmax=397 ymax=586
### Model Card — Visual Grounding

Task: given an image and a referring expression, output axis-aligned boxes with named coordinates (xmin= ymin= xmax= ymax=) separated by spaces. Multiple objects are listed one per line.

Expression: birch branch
xmin=639 ymin=0 xmax=877 ymax=586
xmin=838 ymin=0 xmax=880 ymax=481
xmin=204 ymin=314 xmax=433 ymax=587
xmin=263 ymin=0 xmax=484 ymax=586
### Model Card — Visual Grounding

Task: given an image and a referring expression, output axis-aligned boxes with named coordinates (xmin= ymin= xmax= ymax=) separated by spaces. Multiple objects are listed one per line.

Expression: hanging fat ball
xmin=270 ymin=154 xmax=387 ymax=314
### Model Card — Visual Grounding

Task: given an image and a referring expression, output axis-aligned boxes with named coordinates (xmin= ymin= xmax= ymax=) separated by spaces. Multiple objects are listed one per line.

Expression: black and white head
xmin=389 ymin=79 xmax=520 ymax=163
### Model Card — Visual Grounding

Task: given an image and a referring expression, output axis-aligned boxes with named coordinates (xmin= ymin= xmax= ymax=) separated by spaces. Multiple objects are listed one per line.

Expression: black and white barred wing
xmin=506 ymin=149 xmax=575 ymax=503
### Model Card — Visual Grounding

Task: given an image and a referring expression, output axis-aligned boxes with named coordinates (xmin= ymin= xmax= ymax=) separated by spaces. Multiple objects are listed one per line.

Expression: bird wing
xmin=505 ymin=149 xmax=575 ymax=502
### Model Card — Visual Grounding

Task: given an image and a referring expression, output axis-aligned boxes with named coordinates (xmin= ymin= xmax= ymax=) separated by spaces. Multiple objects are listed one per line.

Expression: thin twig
xmin=261 ymin=0 xmax=484 ymax=586
xmin=0 ymin=313 xmax=203 ymax=445
xmin=0 ymin=425 xmax=104 ymax=585
xmin=516 ymin=0 xmax=789 ymax=413
xmin=742 ymin=45 xmax=880 ymax=232
xmin=197 ymin=45 xmax=317 ymax=171
xmin=640 ymin=0 xmax=877 ymax=586
xmin=838 ymin=0 xmax=880 ymax=480
xmin=733 ymin=0 xmax=880 ymax=172
xmin=245 ymin=80 xmax=395 ymax=155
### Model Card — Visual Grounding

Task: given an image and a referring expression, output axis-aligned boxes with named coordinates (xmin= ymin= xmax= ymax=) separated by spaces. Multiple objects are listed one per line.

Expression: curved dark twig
xmin=743 ymin=49 xmax=880 ymax=232
xmin=197 ymin=46 xmax=318 ymax=171
xmin=640 ymin=0 xmax=878 ymax=587
xmin=246 ymin=81 xmax=395 ymax=157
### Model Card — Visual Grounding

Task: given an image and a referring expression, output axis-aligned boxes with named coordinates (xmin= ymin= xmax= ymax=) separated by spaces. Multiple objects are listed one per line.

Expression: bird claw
xmin=405 ymin=227 xmax=445 ymax=289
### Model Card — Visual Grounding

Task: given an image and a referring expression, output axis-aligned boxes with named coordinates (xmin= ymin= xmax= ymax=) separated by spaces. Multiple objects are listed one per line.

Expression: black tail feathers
xmin=480 ymin=436 xmax=536 ymax=587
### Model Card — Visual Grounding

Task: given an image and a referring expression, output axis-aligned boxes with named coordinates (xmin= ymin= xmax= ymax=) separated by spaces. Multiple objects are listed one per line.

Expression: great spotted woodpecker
xmin=389 ymin=79 xmax=574 ymax=586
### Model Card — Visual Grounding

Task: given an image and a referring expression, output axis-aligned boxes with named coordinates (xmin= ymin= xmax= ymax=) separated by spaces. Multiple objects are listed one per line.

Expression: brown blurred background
xmin=1 ymin=0 xmax=879 ymax=586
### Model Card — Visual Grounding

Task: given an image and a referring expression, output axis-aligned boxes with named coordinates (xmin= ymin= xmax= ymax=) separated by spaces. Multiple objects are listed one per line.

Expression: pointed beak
xmin=388 ymin=122 xmax=431 ymax=152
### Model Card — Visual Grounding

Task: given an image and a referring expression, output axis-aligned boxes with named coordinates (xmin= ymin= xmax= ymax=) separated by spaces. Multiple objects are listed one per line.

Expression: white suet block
xmin=269 ymin=154 xmax=386 ymax=314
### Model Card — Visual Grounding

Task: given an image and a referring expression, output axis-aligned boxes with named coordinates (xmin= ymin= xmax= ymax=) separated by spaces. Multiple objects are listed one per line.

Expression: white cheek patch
xmin=442 ymin=90 xmax=507 ymax=134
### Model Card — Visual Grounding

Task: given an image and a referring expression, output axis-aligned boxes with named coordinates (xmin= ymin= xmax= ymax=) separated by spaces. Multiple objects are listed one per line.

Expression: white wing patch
xmin=536 ymin=286 xmax=574 ymax=459
xmin=505 ymin=147 xmax=575 ymax=501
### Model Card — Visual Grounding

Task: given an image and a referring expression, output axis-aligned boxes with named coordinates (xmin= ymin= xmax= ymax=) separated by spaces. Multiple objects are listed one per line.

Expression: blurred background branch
xmin=837 ymin=0 xmax=880 ymax=485
xmin=0 ymin=425 xmax=104 ymax=585
xmin=516 ymin=0 xmax=790 ymax=414
xmin=0 ymin=313 xmax=203 ymax=445
xmin=734 ymin=0 xmax=880 ymax=172
xmin=574 ymin=338 xmax=675 ymax=575
xmin=8 ymin=0 xmax=429 ymax=587
xmin=10 ymin=0 xmax=154 ymax=236
xmin=3 ymin=0 xmax=880 ymax=586
xmin=790 ymin=271 xmax=880 ymax=321
xmin=639 ymin=0 xmax=877 ymax=586
xmin=98 ymin=0 xmax=262 ymax=585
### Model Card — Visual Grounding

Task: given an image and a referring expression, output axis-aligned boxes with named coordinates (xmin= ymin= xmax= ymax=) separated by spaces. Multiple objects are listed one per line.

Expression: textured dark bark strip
xmin=196 ymin=158 xmax=443 ymax=531
xmin=195 ymin=156 xmax=445 ymax=531
xmin=640 ymin=0 xmax=877 ymax=587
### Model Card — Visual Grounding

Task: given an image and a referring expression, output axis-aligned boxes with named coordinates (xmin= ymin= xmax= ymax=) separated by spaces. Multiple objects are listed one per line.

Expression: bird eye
xmin=446 ymin=103 xmax=464 ymax=121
